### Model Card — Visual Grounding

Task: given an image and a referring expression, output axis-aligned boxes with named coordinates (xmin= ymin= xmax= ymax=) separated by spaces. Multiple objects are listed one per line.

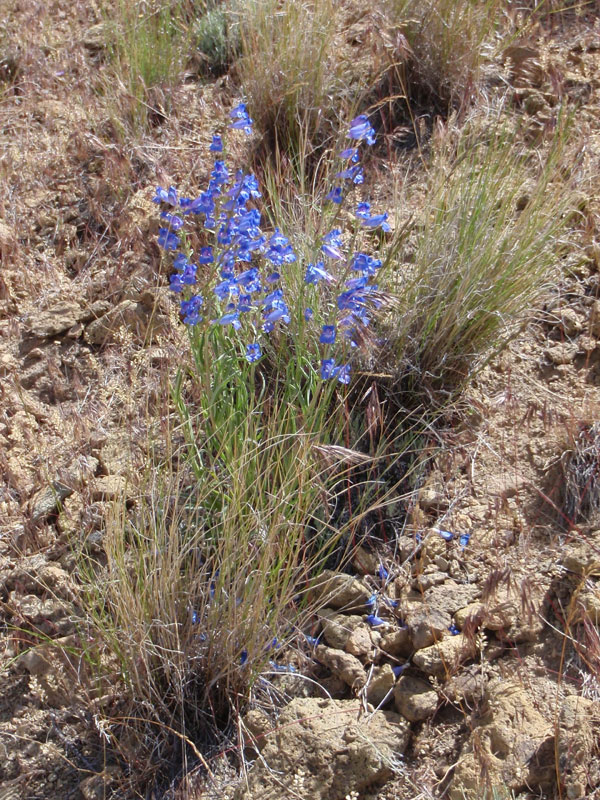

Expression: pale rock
xmin=234 ymin=698 xmax=410 ymax=800
xmin=407 ymin=605 xmax=451 ymax=650
xmin=366 ymin=664 xmax=395 ymax=707
xmin=412 ymin=633 xmax=477 ymax=678
xmin=394 ymin=674 xmax=438 ymax=721
xmin=318 ymin=609 xmax=364 ymax=650
xmin=311 ymin=570 xmax=372 ymax=611
xmin=315 ymin=644 xmax=366 ymax=690
xmin=449 ymin=679 xmax=555 ymax=799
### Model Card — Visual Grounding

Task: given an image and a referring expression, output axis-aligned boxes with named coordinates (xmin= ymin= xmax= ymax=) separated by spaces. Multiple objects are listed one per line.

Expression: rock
xmin=590 ymin=299 xmax=600 ymax=338
xmin=559 ymin=308 xmax=584 ymax=337
xmin=318 ymin=609 xmax=364 ymax=650
xmin=29 ymin=481 xmax=74 ymax=522
xmin=424 ymin=581 xmax=481 ymax=616
xmin=345 ymin=624 xmax=378 ymax=660
xmin=380 ymin=627 xmax=411 ymax=658
xmin=366 ymin=664 xmax=395 ymax=707
xmin=418 ymin=488 xmax=449 ymax=512
xmin=563 ymin=534 xmax=600 ymax=575
xmin=79 ymin=767 xmax=121 ymax=800
xmin=394 ymin=674 xmax=438 ymax=722
xmin=449 ymin=679 xmax=555 ymax=799
xmin=98 ymin=434 xmax=138 ymax=477
xmin=311 ymin=570 xmax=373 ymax=611
xmin=81 ymin=22 xmax=112 ymax=52
xmin=235 ymin=698 xmax=411 ymax=800
xmin=577 ymin=584 xmax=600 ymax=623
xmin=454 ymin=602 xmax=485 ymax=630
xmin=352 ymin=546 xmax=379 ymax=575
xmin=407 ymin=605 xmax=451 ymax=650
xmin=545 ymin=343 xmax=577 ymax=365
xmin=558 ymin=695 xmax=600 ymax=799
xmin=443 ymin=664 xmax=487 ymax=705
xmin=315 ymin=644 xmax=366 ymax=690
xmin=0 ymin=219 xmax=17 ymax=257
xmin=89 ymin=475 xmax=128 ymax=501
xmin=26 ymin=301 xmax=83 ymax=338
xmin=412 ymin=633 xmax=477 ymax=678
xmin=84 ymin=297 xmax=168 ymax=346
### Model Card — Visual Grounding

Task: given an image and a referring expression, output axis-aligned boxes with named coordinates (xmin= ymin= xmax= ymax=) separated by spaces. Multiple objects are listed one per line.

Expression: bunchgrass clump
xmin=383 ymin=115 xmax=574 ymax=393
xmin=101 ymin=0 xmax=196 ymax=132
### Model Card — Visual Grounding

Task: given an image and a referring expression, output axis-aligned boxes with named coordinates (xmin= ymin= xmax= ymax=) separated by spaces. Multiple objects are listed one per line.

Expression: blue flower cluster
xmin=155 ymin=108 xmax=390 ymax=381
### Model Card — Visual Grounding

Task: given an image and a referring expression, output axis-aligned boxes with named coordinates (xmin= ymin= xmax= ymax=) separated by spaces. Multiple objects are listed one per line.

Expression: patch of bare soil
xmin=1 ymin=2 xmax=600 ymax=799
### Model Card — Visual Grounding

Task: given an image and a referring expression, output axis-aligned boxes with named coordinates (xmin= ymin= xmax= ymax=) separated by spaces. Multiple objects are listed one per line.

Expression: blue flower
xmin=209 ymin=134 xmax=223 ymax=152
xmin=304 ymin=307 xmax=313 ymax=321
xmin=347 ymin=114 xmax=376 ymax=145
xmin=217 ymin=311 xmax=241 ymax=330
xmin=320 ymin=359 xmax=351 ymax=384
xmin=366 ymin=613 xmax=385 ymax=627
xmin=326 ymin=186 xmax=343 ymax=204
xmin=349 ymin=252 xmax=382 ymax=275
xmin=198 ymin=246 xmax=214 ymax=264
xmin=158 ymin=228 xmax=180 ymax=250
xmin=392 ymin=664 xmax=408 ymax=678
xmin=459 ymin=533 xmax=471 ymax=549
xmin=240 ymin=649 xmax=248 ymax=665
xmin=338 ymin=147 xmax=360 ymax=162
xmin=355 ymin=202 xmax=391 ymax=232
xmin=245 ymin=343 xmax=262 ymax=363
xmin=320 ymin=325 xmax=336 ymax=344
xmin=305 ymin=261 xmax=333 ymax=284
xmin=322 ymin=229 xmax=344 ymax=260
xmin=448 ymin=624 xmax=460 ymax=635
xmin=180 ymin=295 xmax=203 ymax=325
xmin=153 ymin=185 xmax=178 ymax=206
xmin=377 ymin=564 xmax=389 ymax=580
xmin=438 ymin=529 xmax=454 ymax=542
xmin=229 ymin=102 xmax=253 ymax=134
xmin=160 ymin=212 xmax=184 ymax=230
xmin=335 ymin=164 xmax=364 ymax=185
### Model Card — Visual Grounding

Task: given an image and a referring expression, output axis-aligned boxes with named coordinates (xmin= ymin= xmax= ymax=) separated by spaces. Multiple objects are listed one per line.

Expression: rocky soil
xmin=1 ymin=3 xmax=600 ymax=800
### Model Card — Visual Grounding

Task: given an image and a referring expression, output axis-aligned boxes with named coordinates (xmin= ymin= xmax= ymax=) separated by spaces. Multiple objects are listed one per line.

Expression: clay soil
xmin=1 ymin=2 xmax=600 ymax=800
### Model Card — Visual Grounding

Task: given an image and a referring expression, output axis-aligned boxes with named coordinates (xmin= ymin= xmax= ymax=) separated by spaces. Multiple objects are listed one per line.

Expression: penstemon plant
xmin=154 ymin=104 xmax=392 ymax=389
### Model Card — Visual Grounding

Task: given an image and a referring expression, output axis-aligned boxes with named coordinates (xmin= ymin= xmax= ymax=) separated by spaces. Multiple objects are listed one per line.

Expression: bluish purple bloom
xmin=180 ymin=295 xmax=203 ymax=325
xmin=366 ymin=613 xmax=386 ymax=627
xmin=335 ymin=164 xmax=364 ymax=185
xmin=304 ymin=307 xmax=313 ymax=321
xmin=378 ymin=564 xmax=389 ymax=580
xmin=305 ymin=634 xmax=320 ymax=648
xmin=305 ymin=261 xmax=333 ymax=285
xmin=326 ymin=186 xmax=343 ymax=204
xmin=160 ymin=212 xmax=184 ymax=230
xmin=320 ymin=325 xmax=336 ymax=344
xmin=350 ymin=252 xmax=382 ymax=275
xmin=392 ymin=664 xmax=409 ymax=678
xmin=240 ymin=649 xmax=248 ymax=665
xmin=245 ymin=343 xmax=262 ymax=363
xmin=366 ymin=593 xmax=377 ymax=609
xmin=320 ymin=359 xmax=351 ymax=384
xmin=209 ymin=134 xmax=223 ymax=152
xmin=338 ymin=147 xmax=359 ymax=162
xmin=198 ymin=246 xmax=214 ymax=264
xmin=266 ymin=272 xmax=280 ymax=283
xmin=347 ymin=114 xmax=376 ymax=145
xmin=229 ymin=102 xmax=253 ymax=134
xmin=355 ymin=202 xmax=391 ymax=232
xmin=438 ymin=529 xmax=454 ymax=542
xmin=217 ymin=311 xmax=241 ymax=330
xmin=322 ymin=229 xmax=344 ymax=260
xmin=153 ymin=185 xmax=178 ymax=206
xmin=459 ymin=533 xmax=471 ymax=549
xmin=158 ymin=228 xmax=180 ymax=250
xmin=448 ymin=624 xmax=460 ymax=635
